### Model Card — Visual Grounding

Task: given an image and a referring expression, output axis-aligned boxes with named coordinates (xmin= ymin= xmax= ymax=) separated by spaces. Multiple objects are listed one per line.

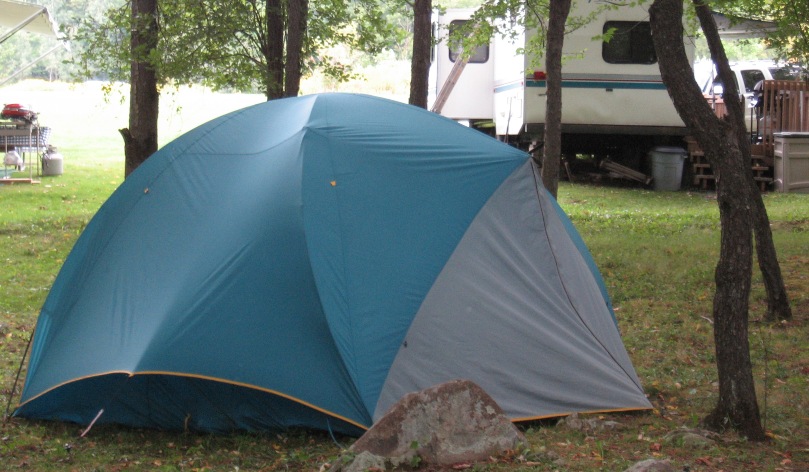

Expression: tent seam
xmin=302 ymin=113 xmax=365 ymax=416
xmin=529 ymin=162 xmax=645 ymax=393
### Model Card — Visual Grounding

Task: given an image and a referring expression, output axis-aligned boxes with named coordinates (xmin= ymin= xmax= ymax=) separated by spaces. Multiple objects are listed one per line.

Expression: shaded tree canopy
xmin=67 ymin=0 xmax=397 ymax=97
xmin=710 ymin=0 xmax=809 ymax=65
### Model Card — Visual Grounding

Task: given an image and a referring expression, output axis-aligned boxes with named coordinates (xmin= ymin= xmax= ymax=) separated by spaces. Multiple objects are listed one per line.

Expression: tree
xmin=540 ymin=0 xmax=572 ymax=198
xmin=710 ymin=1 xmax=796 ymax=324
xmin=285 ymin=0 xmax=309 ymax=98
xmin=649 ymin=0 xmax=766 ymax=440
xmin=119 ymin=0 xmax=159 ymax=177
xmin=409 ymin=0 xmax=432 ymax=108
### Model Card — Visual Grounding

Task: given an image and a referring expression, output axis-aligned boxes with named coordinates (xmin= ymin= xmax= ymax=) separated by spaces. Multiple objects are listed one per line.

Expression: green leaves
xmin=710 ymin=0 xmax=809 ymax=65
xmin=63 ymin=0 xmax=399 ymax=98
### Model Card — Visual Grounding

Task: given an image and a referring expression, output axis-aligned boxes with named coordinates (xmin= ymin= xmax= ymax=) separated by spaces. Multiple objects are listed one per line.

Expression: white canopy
xmin=0 ymin=0 xmax=59 ymax=43
xmin=1 ymin=0 xmax=64 ymax=85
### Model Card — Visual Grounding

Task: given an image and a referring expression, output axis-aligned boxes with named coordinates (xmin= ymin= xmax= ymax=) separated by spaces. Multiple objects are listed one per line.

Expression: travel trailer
xmin=432 ymin=4 xmax=697 ymax=166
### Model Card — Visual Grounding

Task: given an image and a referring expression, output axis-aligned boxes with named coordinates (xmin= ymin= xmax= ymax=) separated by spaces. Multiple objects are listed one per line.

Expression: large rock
xmin=558 ymin=412 xmax=626 ymax=432
xmin=663 ymin=427 xmax=718 ymax=448
xmin=348 ymin=379 xmax=526 ymax=467
xmin=623 ymin=459 xmax=676 ymax=472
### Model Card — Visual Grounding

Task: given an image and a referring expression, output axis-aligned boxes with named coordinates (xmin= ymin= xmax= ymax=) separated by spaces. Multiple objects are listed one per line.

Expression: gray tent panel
xmin=374 ymin=161 xmax=651 ymax=421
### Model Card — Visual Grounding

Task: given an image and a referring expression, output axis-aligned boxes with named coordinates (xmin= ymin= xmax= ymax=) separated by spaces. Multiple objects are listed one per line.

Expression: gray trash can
xmin=649 ymin=146 xmax=686 ymax=191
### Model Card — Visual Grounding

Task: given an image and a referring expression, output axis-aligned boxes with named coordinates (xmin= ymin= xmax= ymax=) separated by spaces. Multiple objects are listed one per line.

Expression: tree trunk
xmin=408 ymin=0 xmax=432 ymax=108
xmin=693 ymin=4 xmax=792 ymax=322
xmin=649 ymin=0 xmax=765 ymax=441
xmin=124 ymin=0 xmax=159 ymax=178
xmin=265 ymin=0 xmax=285 ymax=100
xmin=704 ymin=165 xmax=764 ymax=441
xmin=284 ymin=0 xmax=308 ymax=98
xmin=753 ymin=199 xmax=792 ymax=321
xmin=540 ymin=0 xmax=571 ymax=198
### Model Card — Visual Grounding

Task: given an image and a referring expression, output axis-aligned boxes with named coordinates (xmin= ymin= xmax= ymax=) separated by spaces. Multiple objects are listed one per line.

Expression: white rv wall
xmin=434 ymin=2 xmax=696 ymax=140
xmin=516 ymin=2 xmax=693 ymax=135
xmin=431 ymin=9 xmax=495 ymax=121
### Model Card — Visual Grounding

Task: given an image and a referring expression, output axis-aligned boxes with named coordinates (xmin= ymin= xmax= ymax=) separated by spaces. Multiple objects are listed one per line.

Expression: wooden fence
xmin=691 ymin=79 xmax=809 ymax=190
xmin=758 ymin=80 xmax=809 ymax=152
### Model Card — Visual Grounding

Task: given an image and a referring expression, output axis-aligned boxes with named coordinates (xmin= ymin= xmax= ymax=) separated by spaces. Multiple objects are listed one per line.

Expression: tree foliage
xmin=710 ymin=0 xmax=809 ymax=65
xmin=66 ymin=0 xmax=397 ymax=98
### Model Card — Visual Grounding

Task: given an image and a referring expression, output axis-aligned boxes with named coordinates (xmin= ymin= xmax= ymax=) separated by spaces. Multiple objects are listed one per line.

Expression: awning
xmin=712 ymin=11 xmax=778 ymax=39
xmin=0 ymin=0 xmax=59 ymax=44
xmin=0 ymin=0 xmax=65 ymax=85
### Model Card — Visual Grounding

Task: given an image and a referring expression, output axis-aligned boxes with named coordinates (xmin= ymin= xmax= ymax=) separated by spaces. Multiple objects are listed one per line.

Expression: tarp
xmin=15 ymin=93 xmax=652 ymax=435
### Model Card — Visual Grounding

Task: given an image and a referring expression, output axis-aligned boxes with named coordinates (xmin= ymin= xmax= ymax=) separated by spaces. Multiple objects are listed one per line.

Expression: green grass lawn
xmin=1 ymin=81 xmax=807 ymax=471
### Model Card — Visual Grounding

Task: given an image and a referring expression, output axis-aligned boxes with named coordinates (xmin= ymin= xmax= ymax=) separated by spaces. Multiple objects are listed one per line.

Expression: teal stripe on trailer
xmin=525 ymin=79 xmax=667 ymax=90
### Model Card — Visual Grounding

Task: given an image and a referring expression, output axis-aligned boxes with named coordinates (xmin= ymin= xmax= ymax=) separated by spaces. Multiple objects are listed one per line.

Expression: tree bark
xmin=408 ymin=0 xmax=432 ymax=108
xmin=693 ymin=4 xmax=792 ymax=323
xmin=265 ymin=0 xmax=285 ymax=100
xmin=124 ymin=0 xmax=159 ymax=177
xmin=541 ymin=0 xmax=571 ymax=198
xmin=284 ymin=0 xmax=308 ymax=98
xmin=753 ymin=201 xmax=792 ymax=321
xmin=649 ymin=0 xmax=765 ymax=441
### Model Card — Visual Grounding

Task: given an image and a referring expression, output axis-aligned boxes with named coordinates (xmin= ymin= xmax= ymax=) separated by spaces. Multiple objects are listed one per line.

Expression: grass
xmin=1 ymin=80 xmax=808 ymax=471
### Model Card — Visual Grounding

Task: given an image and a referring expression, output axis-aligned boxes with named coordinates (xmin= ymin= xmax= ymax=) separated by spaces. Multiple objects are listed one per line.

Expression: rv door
xmin=431 ymin=10 xmax=495 ymax=121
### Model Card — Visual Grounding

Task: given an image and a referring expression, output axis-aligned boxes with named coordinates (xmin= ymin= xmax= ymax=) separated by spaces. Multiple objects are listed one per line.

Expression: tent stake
xmin=80 ymin=409 xmax=104 ymax=437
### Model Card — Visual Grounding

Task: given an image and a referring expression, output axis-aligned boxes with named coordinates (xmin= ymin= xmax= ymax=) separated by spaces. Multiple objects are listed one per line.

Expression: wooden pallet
xmin=0 ymin=177 xmax=40 ymax=184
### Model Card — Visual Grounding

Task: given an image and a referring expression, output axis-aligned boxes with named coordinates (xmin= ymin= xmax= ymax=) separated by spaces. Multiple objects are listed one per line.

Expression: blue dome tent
xmin=15 ymin=94 xmax=651 ymax=435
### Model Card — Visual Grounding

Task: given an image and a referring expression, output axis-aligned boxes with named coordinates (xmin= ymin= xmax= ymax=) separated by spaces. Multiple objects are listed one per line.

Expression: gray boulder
xmin=663 ymin=427 xmax=718 ymax=448
xmin=623 ymin=458 xmax=677 ymax=472
xmin=558 ymin=412 xmax=626 ymax=432
xmin=344 ymin=379 xmax=526 ymax=468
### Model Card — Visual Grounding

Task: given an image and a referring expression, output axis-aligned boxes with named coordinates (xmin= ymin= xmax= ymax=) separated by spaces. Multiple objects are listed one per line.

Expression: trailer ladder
xmin=431 ymin=54 xmax=470 ymax=114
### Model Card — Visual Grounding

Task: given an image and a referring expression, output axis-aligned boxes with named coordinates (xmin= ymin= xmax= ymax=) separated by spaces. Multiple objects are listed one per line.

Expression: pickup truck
xmin=696 ymin=60 xmax=806 ymax=131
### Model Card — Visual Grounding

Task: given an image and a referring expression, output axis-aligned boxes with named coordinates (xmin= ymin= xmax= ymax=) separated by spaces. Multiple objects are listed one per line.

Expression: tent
xmin=14 ymin=94 xmax=651 ymax=435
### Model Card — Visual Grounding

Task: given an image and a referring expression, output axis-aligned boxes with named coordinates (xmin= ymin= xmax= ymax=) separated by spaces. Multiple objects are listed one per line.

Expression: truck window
xmin=709 ymin=75 xmax=740 ymax=97
xmin=740 ymin=69 xmax=765 ymax=93
xmin=770 ymin=66 xmax=804 ymax=81
xmin=602 ymin=21 xmax=657 ymax=65
xmin=448 ymin=20 xmax=489 ymax=64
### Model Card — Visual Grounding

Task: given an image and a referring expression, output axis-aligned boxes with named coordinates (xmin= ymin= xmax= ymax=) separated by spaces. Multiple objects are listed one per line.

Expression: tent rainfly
xmin=14 ymin=94 xmax=652 ymax=435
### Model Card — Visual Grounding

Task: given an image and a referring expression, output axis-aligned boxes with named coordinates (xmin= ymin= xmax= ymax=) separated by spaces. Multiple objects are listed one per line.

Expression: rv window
xmin=602 ymin=21 xmax=657 ymax=65
xmin=448 ymin=20 xmax=489 ymax=64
